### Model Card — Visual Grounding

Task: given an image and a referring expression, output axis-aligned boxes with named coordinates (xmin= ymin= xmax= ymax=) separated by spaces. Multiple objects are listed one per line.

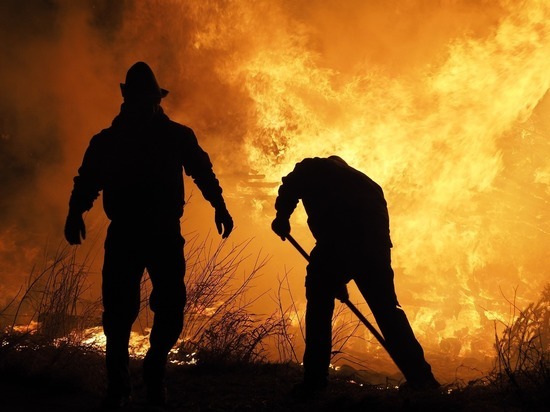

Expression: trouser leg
xmin=354 ymin=249 xmax=436 ymax=386
xmin=303 ymin=291 xmax=335 ymax=385
xmin=143 ymin=228 xmax=186 ymax=390
xmin=102 ymin=227 xmax=144 ymax=396
xmin=302 ymin=246 xmax=337 ymax=386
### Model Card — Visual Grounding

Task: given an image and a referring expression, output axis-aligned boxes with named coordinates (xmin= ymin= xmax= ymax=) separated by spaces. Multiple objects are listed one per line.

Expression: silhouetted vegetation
xmin=488 ymin=285 xmax=550 ymax=409
xmin=0 ymin=241 xmax=548 ymax=410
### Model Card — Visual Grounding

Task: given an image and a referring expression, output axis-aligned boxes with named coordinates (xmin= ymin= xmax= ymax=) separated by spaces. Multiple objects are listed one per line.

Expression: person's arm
xmin=272 ymin=159 xmax=313 ymax=239
xmin=182 ymin=129 xmax=233 ymax=238
xmin=65 ymin=135 xmax=104 ymax=244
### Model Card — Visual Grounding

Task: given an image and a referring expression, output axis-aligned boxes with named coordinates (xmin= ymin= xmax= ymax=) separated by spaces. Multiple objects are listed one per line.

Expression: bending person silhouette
xmin=65 ymin=62 xmax=233 ymax=408
xmin=272 ymin=156 xmax=438 ymax=397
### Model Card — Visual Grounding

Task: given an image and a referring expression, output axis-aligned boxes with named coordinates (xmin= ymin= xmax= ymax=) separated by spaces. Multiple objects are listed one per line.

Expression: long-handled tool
xmin=285 ymin=234 xmax=393 ymax=357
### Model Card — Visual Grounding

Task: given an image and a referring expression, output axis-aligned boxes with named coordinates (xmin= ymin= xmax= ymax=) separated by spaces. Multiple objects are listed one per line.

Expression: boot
xmin=143 ymin=351 xmax=168 ymax=407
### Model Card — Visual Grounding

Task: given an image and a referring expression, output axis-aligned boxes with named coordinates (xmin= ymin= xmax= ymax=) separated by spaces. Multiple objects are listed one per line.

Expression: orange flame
xmin=165 ymin=0 xmax=550 ymax=372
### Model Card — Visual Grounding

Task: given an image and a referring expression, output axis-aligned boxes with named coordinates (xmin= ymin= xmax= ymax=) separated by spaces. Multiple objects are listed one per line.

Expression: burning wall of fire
xmin=1 ymin=1 xmax=549 ymax=377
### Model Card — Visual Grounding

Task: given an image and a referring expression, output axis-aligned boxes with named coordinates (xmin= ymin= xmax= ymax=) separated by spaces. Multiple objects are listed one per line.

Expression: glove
xmin=64 ymin=212 xmax=86 ymax=245
xmin=271 ymin=216 xmax=290 ymax=240
xmin=215 ymin=208 xmax=233 ymax=238
xmin=335 ymin=283 xmax=349 ymax=302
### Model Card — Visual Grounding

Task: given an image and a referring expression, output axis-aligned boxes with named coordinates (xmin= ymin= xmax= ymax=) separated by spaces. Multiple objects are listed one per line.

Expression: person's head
xmin=120 ymin=62 xmax=168 ymax=115
xmin=328 ymin=155 xmax=348 ymax=165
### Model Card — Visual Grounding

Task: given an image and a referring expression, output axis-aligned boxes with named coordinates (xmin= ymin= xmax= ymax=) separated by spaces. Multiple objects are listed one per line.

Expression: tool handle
xmin=286 ymin=234 xmax=311 ymax=261
xmin=341 ymin=299 xmax=390 ymax=352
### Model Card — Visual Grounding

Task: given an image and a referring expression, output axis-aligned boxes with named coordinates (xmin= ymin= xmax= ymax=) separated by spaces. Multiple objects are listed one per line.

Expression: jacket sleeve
xmin=274 ymin=158 xmax=315 ymax=219
xmin=68 ymin=135 xmax=103 ymax=215
xmin=182 ymin=129 xmax=227 ymax=210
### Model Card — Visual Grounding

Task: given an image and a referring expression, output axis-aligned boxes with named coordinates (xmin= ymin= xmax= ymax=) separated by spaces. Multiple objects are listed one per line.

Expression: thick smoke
xmin=0 ymin=0 xmax=121 ymax=303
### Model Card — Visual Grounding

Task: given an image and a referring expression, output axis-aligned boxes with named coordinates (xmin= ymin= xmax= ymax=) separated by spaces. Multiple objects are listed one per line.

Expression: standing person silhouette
xmin=64 ymin=62 xmax=233 ymax=408
xmin=271 ymin=156 xmax=439 ymax=397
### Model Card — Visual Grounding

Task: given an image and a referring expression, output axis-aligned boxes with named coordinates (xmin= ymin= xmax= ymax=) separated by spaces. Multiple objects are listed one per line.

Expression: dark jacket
xmin=68 ymin=106 xmax=226 ymax=224
xmin=275 ymin=157 xmax=392 ymax=248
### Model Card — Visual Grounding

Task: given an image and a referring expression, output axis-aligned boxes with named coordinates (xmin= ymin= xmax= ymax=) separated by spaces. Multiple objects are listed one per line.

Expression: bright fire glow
xmin=0 ymin=1 xmax=549 ymax=382
xmin=78 ymin=327 xmax=197 ymax=365
xmin=165 ymin=1 xmax=550 ymax=372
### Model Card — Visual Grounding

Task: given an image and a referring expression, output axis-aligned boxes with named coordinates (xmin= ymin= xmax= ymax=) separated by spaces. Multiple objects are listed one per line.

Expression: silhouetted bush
xmin=490 ymin=284 xmax=550 ymax=407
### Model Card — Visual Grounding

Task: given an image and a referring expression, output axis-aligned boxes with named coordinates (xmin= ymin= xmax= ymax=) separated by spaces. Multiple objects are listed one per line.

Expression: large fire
xmin=171 ymin=0 xmax=550 ymax=372
xmin=1 ymin=1 xmax=549 ymax=382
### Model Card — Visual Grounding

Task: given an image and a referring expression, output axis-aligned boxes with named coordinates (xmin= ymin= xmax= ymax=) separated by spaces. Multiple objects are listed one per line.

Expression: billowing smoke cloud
xmin=0 ymin=0 xmax=121 ymax=303
xmin=1 ymin=0 xmax=549 ymax=378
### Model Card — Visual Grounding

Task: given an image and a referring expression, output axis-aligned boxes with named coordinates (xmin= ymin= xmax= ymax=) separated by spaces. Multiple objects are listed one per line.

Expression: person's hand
xmin=215 ymin=208 xmax=233 ymax=238
xmin=64 ymin=212 xmax=86 ymax=245
xmin=335 ymin=283 xmax=349 ymax=302
xmin=271 ymin=216 xmax=290 ymax=240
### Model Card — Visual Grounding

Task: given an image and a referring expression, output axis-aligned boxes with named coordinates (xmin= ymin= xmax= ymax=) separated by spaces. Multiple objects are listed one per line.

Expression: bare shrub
xmin=492 ymin=284 xmax=550 ymax=391
xmin=169 ymin=235 xmax=294 ymax=365
xmin=271 ymin=270 xmax=367 ymax=370
xmin=330 ymin=303 xmax=364 ymax=368
xmin=1 ymin=242 xmax=101 ymax=342
xmin=271 ymin=272 xmax=302 ymax=363
xmin=182 ymin=235 xmax=264 ymax=343
xmin=191 ymin=308 xmax=287 ymax=365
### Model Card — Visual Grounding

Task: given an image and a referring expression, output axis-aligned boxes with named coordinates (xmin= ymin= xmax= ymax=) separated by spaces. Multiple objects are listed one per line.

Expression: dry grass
xmin=1 ymin=241 xmax=549 ymax=410
xmin=487 ymin=284 xmax=550 ymax=408
xmin=0 ymin=242 xmax=101 ymax=341
xmin=0 ymin=235 xmax=294 ymax=367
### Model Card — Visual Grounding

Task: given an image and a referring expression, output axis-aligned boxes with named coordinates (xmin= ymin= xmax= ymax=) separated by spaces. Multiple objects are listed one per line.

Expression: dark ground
xmin=0 ymin=343 xmax=548 ymax=412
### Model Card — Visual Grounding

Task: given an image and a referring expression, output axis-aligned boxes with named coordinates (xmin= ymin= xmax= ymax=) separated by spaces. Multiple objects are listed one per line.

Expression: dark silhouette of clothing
xmin=69 ymin=107 xmax=228 ymax=223
xmin=272 ymin=156 xmax=437 ymax=391
xmin=65 ymin=62 xmax=233 ymax=407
